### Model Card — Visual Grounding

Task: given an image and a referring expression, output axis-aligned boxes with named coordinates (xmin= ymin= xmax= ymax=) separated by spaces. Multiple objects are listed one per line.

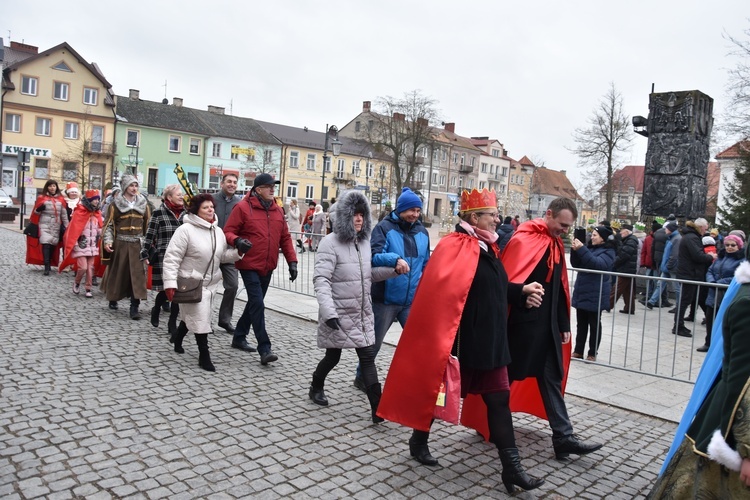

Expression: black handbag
xmin=172 ymin=230 xmax=215 ymax=304
xmin=23 ymin=222 xmax=39 ymax=239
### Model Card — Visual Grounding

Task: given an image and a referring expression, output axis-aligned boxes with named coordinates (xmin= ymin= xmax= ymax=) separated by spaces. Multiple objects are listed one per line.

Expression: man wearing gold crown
xmin=378 ymin=188 xmax=547 ymax=493
xmin=473 ymin=197 xmax=603 ymax=460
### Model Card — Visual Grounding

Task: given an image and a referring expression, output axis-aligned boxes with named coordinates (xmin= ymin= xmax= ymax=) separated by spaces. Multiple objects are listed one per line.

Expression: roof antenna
xmin=229 ymin=98 xmax=233 ymax=116
xmin=162 ymin=80 xmax=167 ymax=100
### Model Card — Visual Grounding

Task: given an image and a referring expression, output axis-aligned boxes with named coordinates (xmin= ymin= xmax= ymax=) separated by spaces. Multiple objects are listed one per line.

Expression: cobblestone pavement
xmin=0 ymin=227 xmax=677 ymax=499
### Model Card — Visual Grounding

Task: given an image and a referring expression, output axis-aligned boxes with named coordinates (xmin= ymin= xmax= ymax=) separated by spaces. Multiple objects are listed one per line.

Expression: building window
xmin=189 ymin=138 xmax=201 ymax=155
xmin=212 ymin=142 xmax=221 ymax=157
xmin=432 ymin=172 xmax=438 ymax=185
xmin=468 ymin=178 xmax=474 ymax=189
xmin=83 ymin=88 xmax=98 ymax=105
xmin=305 ymin=185 xmax=315 ymax=200
xmin=127 ymin=129 xmax=139 ymax=147
xmin=64 ymin=121 xmax=79 ymax=139
xmin=21 ymin=76 xmax=38 ymax=96
xmin=307 ymin=153 xmax=316 ymax=170
xmin=440 ymin=175 xmax=446 ymax=185
xmin=352 ymin=160 xmax=360 ymax=175
xmin=479 ymin=181 xmax=486 ymax=189
xmin=337 ymin=159 xmax=345 ymax=178
xmin=501 ymin=166 xmax=508 ymax=177
xmin=451 ymin=176 xmax=457 ymax=187
xmin=355 ymin=121 xmax=361 ymax=132
xmin=442 ymin=150 xmax=447 ymax=161
xmin=36 ymin=117 xmax=51 ymax=136
xmin=492 ymin=149 xmax=500 ymax=157
xmin=287 ymin=181 xmax=298 ymax=200
xmin=470 ymin=156 xmax=475 ymax=167
xmin=34 ymin=158 xmax=49 ymax=179
xmin=481 ymin=162 xmax=488 ymax=173
xmin=169 ymin=135 xmax=181 ymax=153
xmin=324 ymin=156 xmax=331 ymax=173
xmin=366 ymin=161 xmax=373 ymax=178
xmin=54 ymin=82 xmax=69 ymax=101
xmin=230 ymin=144 xmax=240 ymax=160
xmin=418 ymin=170 xmax=426 ymax=181
xmin=460 ymin=154 xmax=465 ymax=166
xmin=453 ymin=153 xmax=458 ymax=164
xmin=289 ymin=151 xmax=299 ymax=168
xmin=63 ymin=162 xmax=78 ymax=181
xmin=264 ymin=149 xmax=273 ymax=163
xmin=5 ymin=113 xmax=21 ymax=133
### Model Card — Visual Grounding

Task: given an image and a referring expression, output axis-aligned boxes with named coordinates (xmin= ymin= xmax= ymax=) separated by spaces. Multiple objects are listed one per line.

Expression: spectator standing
xmin=641 ymin=221 xmax=661 ymax=299
xmin=286 ymin=199 xmax=305 ymax=253
xmin=609 ymin=224 xmax=640 ymax=314
xmin=100 ymin=174 xmax=151 ymax=319
xmin=58 ymin=190 xmax=102 ymax=297
xmin=223 ymin=173 xmax=298 ymax=364
xmin=644 ymin=221 xmax=669 ymax=307
xmin=645 ymin=221 xmax=681 ymax=309
xmin=142 ymin=184 xmax=185 ymax=333
xmin=570 ymin=226 xmax=616 ymax=361
xmin=28 ymin=179 xmax=69 ymax=276
xmin=511 ymin=215 xmax=520 ymax=230
xmin=212 ymin=174 xmax=242 ymax=333
xmin=496 ymin=216 xmax=515 ymax=252
xmin=311 ymin=204 xmax=326 ymax=251
xmin=353 ymin=187 xmax=430 ymax=391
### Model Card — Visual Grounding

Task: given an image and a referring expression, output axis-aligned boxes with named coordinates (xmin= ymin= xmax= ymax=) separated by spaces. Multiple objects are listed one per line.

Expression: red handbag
xmin=433 ymin=355 xmax=461 ymax=425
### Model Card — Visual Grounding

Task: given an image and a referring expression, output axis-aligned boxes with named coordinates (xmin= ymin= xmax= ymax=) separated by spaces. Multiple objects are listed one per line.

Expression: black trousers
xmin=574 ymin=308 xmax=602 ymax=357
xmin=314 ymin=345 xmax=378 ymax=388
xmin=674 ymin=284 xmax=698 ymax=331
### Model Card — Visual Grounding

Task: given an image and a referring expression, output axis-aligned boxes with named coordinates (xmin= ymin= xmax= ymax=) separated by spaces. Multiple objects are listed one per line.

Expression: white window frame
xmin=212 ymin=142 xmax=221 ymax=157
xmin=53 ymin=81 xmax=69 ymax=101
xmin=352 ymin=160 xmax=360 ymax=175
xmin=306 ymin=153 xmax=316 ymax=170
xmin=21 ymin=76 xmax=38 ymax=96
xmin=64 ymin=121 xmax=79 ymax=139
xmin=431 ymin=172 xmax=438 ymax=185
xmin=34 ymin=158 xmax=49 ymax=179
xmin=481 ymin=163 xmax=488 ymax=173
xmin=36 ymin=117 xmax=51 ymax=136
xmin=169 ymin=135 xmax=181 ymax=153
xmin=286 ymin=181 xmax=298 ymax=200
xmin=230 ymin=144 xmax=240 ymax=160
xmin=418 ymin=170 xmax=426 ymax=181
xmin=336 ymin=159 xmax=345 ymax=177
xmin=324 ymin=156 xmax=331 ymax=173
xmin=289 ymin=151 xmax=299 ymax=168
xmin=127 ymin=129 xmax=140 ymax=147
xmin=264 ymin=149 xmax=273 ymax=163
xmin=366 ymin=161 xmax=373 ymax=178
xmin=189 ymin=138 xmax=201 ymax=155
xmin=305 ymin=184 xmax=315 ymax=200
xmin=83 ymin=87 xmax=98 ymax=106
xmin=5 ymin=113 xmax=21 ymax=132
xmin=440 ymin=175 xmax=446 ymax=185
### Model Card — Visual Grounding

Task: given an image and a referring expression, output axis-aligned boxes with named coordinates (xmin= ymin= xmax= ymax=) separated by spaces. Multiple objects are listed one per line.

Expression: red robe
xmin=461 ymin=218 xmax=572 ymax=438
xmin=25 ymin=195 xmax=66 ymax=267
xmin=377 ymin=232 xmax=480 ymax=432
xmin=58 ymin=203 xmax=103 ymax=273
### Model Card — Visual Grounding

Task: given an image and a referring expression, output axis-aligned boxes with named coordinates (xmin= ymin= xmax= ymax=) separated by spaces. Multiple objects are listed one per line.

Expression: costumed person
xmin=309 ymin=190 xmax=397 ymax=422
xmin=463 ymin=197 xmax=602 ymax=461
xmin=27 ymin=179 xmax=69 ymax=276
xmin=58 ymin=190 xmax=103 ymax=297
xmin=142 ymin=184 xmax=184 ymax=334
xmin=377 ymin=188 xmax=546 ymax=494
xmin=63 ymin=181 xmax=81 ymax=218
xmin=648 ymin=261 xmax=750 ymax=498
xmin=304 ymin=200 xmax=316 ymax=250
xmin=570 ymin=226 xmax=616 ymax=361
xmin=162 ymin=194 xmax=241 ymax=371
xmin=100 ymin=175 xmax=151 ymax=319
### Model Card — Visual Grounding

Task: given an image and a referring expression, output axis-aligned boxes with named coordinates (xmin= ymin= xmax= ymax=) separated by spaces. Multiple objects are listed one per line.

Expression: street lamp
xmin=366 ymin=152 xmax=372 ymax=203
xmin=128 ymin=142 xmax=140 ymax=177
xmin=320 ymin=124 xmax=341 ymax=203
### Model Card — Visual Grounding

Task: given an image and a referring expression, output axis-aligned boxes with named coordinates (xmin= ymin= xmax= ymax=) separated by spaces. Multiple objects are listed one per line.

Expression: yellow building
xmin=1 ymin=41 xmax=116 ymax=201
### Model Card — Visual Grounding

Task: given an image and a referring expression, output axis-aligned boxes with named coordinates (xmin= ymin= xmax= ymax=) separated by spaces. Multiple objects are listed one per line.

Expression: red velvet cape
xmin=58 ymin=203 xmax=103 ymax=273
xmin=461 ymin=218 xmax=572 ymax=438
xmin=25 ymin=195 xmax=66 ymax=267
xmin=377 ymin=232 xmax=480 ymax=432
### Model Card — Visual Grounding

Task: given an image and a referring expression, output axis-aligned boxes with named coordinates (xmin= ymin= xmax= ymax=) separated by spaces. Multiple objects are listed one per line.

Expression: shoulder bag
xmin=172 ymin=228 xmax=215 ymax=304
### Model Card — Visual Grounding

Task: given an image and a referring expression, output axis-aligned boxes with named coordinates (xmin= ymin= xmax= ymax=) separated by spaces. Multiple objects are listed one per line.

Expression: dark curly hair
xmin=187 ymin=193 xmax=215 ymax=215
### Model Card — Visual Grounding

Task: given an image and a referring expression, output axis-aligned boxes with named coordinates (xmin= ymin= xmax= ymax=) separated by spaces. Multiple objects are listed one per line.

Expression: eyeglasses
xmin=724 ymin=243 xmax=738 ymax=248
xmin=475 ymin=212 xmax=500 ymax=219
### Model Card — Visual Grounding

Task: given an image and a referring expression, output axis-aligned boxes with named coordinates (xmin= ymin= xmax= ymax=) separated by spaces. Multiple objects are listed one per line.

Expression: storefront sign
xmin=2 ymin=144 xmax=52 ymax=158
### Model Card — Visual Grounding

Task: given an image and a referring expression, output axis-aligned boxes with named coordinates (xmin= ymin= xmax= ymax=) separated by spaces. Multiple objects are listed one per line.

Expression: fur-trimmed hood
xmin=113 ymin=191 xmax=148 ymax=215
xmin=333 ymin=190 xmax=371 ymax=243
xmin=735 ymin=260 xmax=750 ymax=284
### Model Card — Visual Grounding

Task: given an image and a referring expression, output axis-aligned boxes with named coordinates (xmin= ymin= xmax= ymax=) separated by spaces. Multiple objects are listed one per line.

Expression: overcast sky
xmin=4 ymin=1 xmax=748 ymax=189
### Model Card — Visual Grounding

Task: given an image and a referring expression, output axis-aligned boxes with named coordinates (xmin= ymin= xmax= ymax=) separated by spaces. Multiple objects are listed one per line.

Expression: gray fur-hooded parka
xmin=313 ymin=190 xmax=396 ymax=348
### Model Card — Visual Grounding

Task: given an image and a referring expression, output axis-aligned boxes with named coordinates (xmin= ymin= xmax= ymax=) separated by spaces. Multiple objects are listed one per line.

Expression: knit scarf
xmin=164 ymin=198 xmax=184 ymax=218
xmin=254 ymin=192 xmax=274 ymax=210
xmin=459 ymin=220 xmax=500 ymax=257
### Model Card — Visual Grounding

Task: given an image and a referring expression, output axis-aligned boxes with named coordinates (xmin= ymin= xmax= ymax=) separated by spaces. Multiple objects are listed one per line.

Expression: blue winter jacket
xmin=571 ymin=243 xmax=616 ymax=312
xmin=705 ymin=251 xmax=745 ymax=308
xmin=370 ymin=211 xmax=430 ymax=306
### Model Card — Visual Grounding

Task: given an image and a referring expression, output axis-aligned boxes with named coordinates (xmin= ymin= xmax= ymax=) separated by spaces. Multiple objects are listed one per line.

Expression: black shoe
xmin=619 ymin=309 xmax=634 ymax=315
xmin=353 ymin=377 xmax=367 ymax=393
xmin=91 ymin=277 xmax=98 ymax=286
xmin=674 ymin=327 xmax=692 ymax=338
xmin=260 ymin=351 xmax=278 ymax=365
xmin=553 ymin=435 xmax=603 ymax=460
xmin=150 ymin=305 xmax=160 ymax=328
xmin=696 ymin=344 xmax=709 ymax=353
xmin=231 ymin=340 xmax=257 ymax=352
xmin=108 ymin=301 xmax=118 ymax=310
xmin=662 ymin=301 xmax=673 ymax=307
xmin=409 ymin=437 xmax=439 ymax=466
xmin=645 ymin=302 xmax=654 ymax=310
xmin=638 ymin=298 xmax=647 ymax=305
xmin=701 ymin=317 xmax=707 ymax=325
xmin=668 ymin=307 xmax=678 ymax=314
xmin=309 ymin=386 xmax=328 ymax=406
xmin=129 ymin=305 xmax=141 ymax=320
xmin=684 ymin=316 xmax=695 ymax=323
xmin=218 ymin=322 xmax=236 ymax=334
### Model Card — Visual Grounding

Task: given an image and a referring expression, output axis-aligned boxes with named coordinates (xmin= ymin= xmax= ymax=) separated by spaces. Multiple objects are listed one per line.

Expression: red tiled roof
xmin=533 ymin=167 xmax=583 ymax=200
xmin=600 ymin=165 xmax=645 ymax=193
xmin=518 ymin=155 xmax=535 ymax=167
xmin=716 ymin=140 xmax=750 ymax=159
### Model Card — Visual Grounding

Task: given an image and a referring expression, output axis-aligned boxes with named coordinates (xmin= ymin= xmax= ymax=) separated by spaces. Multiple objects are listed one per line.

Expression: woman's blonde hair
xmin=162 ymin=184 xmax=182 ymax=200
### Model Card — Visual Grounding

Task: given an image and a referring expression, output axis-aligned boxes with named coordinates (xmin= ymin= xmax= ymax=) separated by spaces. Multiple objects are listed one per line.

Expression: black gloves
xmin=289 ymin=262 xmax=298 ymax=282
xmin=325 ymin=318 xmax=341 ymax=330
xmin=35 ymin=204 xmax=45 ymax=213
xmin=235 ymin=238 xmax=252 ymax=254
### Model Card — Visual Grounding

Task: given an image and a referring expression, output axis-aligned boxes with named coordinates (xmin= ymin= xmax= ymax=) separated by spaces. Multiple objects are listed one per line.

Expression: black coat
xmin=451 ymin=226 xmax=524 ymax=371
xmin=651 ymin=228 xmax=667 ymax=271
xmin=496 ymin=223 xmax=515 ymax=252
xmin=676 ymin=222 xmax=714 ymax=281
xmin=613 ymin=233 xmax=639 ymax=274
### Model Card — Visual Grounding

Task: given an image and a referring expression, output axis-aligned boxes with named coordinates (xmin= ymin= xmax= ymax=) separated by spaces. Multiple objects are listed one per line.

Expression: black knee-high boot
xmin=409 ymin=424 xmax=439 ymax=466
xmin=171 ymin=321 xmax=188 ymax=354
xmin=167 ymin=303 xmax=179 ymax=335
xmin=130 ymin=298 xmax=141 ymax=320
xmin=151 ymin=291 xmax=166 ymax=327
xmin=297 ymin=239 xmax=306 ymax=253
xmin=366 ymin=383 xmax=384 ymax=423
xmin=309 ymin=373 xmax=328 ymax=406
xmin=42 ymin=244 xmax=53 ymax=275
xmin=195 ymin=334 xmax=215 ymax=371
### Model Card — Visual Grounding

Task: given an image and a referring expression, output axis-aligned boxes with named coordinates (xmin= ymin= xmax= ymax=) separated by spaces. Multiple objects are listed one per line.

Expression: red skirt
xmin=460 ymin=365 xmax=509 ymax=398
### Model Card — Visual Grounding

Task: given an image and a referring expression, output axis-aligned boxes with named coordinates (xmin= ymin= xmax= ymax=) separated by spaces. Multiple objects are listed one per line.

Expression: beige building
xmin=1 ymin=41 xmax=116 ymax=200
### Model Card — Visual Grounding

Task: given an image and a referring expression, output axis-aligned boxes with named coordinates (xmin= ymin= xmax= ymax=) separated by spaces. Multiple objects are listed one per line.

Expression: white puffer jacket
xmin=162 ymin=213 xmax=240 ymax=334
xmin=314 ymin=190 xmax=396 ymax=348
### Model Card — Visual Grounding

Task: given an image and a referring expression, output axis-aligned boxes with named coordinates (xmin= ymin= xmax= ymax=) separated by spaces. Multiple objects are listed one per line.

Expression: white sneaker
xmin=85 ymin=290 xmax=93 ymax=298
xmin=73 ymin=283 xmax=80 ymax=295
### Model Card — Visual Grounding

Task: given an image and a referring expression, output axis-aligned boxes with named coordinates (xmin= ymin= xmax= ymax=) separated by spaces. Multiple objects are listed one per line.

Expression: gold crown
xmin=460 ymin=188 xmax=497 ymax=212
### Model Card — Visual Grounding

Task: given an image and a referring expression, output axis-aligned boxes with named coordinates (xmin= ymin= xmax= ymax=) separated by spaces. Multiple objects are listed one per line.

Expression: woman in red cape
xmin=26 ymin=179 xmax=68 ymax=274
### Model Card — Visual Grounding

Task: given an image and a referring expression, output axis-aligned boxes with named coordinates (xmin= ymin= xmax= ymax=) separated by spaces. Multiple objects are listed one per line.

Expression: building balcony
xmin=458 ymin=164 xmax=474 ymax=173
xmin=84 ymin=141 xmax=116 ymax=156
xmin=333 ymin=172 xmax=355 ymax=184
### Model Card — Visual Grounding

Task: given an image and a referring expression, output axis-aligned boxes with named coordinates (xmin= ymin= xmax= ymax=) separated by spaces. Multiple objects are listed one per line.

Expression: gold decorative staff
xmin=173 ymin=163 xmax=197 ymax=205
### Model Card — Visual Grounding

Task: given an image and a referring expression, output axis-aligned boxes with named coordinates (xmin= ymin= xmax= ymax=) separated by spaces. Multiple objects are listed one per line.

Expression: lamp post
xmin=366 ymin=152 xmax=372 ymax=204
xmin=128 ymin=142 xmax=140 ymax=177
xmin=320 ymin=124 xmax=341 ymax=203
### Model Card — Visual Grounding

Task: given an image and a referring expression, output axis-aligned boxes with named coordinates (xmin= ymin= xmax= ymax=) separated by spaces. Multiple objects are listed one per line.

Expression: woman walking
xmin=570 ymin=226 xmax=616 ymax=361
xmin=163 ymin=194 xmax=241 ymax=371
xmin=58 ymin=190 xmax=103 ymax=297
xmin=30 ymin=179 xmax=69 ymax=275
xmin=309 ymin=190 xmax=396 ymax=422
xmin=142 ymin=184 xmax=185 ymax=334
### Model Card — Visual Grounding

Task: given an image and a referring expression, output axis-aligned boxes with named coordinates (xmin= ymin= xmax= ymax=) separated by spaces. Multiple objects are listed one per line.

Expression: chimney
xmin=10 ymin=41 xmax=38 ymax=54
xmin=129 ymin=89 xmax=140 ymax=100
xmin=363 ymin=101 xmax=371 ymax=112
xmin=444 ymin=122 xmax=455 ymax=133
xmin=207 ymin=105 xmax=225 ymax=115
xmin=393 ymin=112 xmax=405 ymax=121
xmin=173 ymin=97 xmax=183 ymax=107
xmin=560 ymin=170 xmax=566 ymax=175
xmin=416 ymin=118 xmax=428 ymax=127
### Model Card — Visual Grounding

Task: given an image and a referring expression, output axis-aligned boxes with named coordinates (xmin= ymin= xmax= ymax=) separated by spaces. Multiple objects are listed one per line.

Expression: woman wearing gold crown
xmin=378 ymin=188 xmax=546 ymax=494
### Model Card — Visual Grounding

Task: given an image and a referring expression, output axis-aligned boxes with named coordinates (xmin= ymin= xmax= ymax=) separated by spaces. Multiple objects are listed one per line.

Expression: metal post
xmin=321 ymin=123 xmax=329 ymax=202
xmin=18 ymin=151 xmax=30 ymax=230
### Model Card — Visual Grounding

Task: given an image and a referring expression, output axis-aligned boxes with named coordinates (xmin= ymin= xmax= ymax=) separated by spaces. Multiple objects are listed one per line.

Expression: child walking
xmin=59 ymin=190 xmax=103 ymax=297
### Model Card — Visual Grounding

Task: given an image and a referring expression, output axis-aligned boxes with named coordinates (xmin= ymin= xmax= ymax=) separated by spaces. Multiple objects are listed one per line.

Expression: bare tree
xmin=241 ymin=143 xmax=279 ymax=175
xmin=357 ymin=90 xmax=440 ymax=194
xmin=53 ymin=116 xmax=103 ymax=191
xmin=570 ymin=82 xmax=633 ymax=221
xmin=722 ymin=23 xmax=750 ymax=138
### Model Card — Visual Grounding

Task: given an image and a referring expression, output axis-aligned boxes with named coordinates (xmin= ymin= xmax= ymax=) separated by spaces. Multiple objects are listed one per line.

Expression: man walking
xmin=609 ymin=224 xmax=640 ymax=314
xmin=212 ymin=173 xmax=242 ymax=334
xmin=502 ymin=197 xmax=602 ymax=459
xmin=224 ymin=173 xmax=298 ymax=364
xmin=353 ymin=187 xmax=430 ymax=391
xmin=645 ymin=220 xmax=681 ymax=309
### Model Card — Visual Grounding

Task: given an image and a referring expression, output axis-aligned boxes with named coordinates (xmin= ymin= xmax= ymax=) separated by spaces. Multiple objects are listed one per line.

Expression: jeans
xmin=218 ymin=263 xmax=238 ymax=325
xmin=235 ymin=270 xmax=273 ymax=354
xmin=648 ymin=272 xmax=679 ymax=306
xmin=355 ymin=302 xmax=411 ymax=379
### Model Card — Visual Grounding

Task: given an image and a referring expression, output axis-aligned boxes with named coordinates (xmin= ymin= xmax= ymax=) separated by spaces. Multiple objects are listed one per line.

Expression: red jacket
xmin=641 ymin=233 xmax=654 ymax=269
xmin=224 ymin=193 xmax=297 ymax=275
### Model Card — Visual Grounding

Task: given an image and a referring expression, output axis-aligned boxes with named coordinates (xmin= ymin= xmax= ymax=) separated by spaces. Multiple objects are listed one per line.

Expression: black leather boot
xmin=171 ymin=321 xmax=188 ymax=354
xmin=42 ymin=244 xmax=52 ymax=275
xmin=499 ymin=448 xmax=544 ymax=493
xmin=167 ymin=304 xmax=179 ymax=335
xmin=309 ymin=374 xmax=328 ymax=406
xmin=553 ymin=434 xmax=603 ymax=460
xmin=409 ymin=429 xmax=439 ymax=466
xmin=195 ymin=334 xmax=215 ymax=372
xmin=150 ymin=305 xmax=160 ymax=328
xmin=366 ymin=383 xmax=384 ymax=423
xmin=129 ymin=298 xmax=141 ymax=320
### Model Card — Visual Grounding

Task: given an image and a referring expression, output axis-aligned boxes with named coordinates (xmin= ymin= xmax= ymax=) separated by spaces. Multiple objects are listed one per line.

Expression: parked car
xmin=0 ymin=188 xmax=14 ymax=208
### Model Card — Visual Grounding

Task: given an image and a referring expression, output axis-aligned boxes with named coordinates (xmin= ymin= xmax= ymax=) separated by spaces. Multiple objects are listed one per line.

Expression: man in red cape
xmin=463 ymin=197 xmax=603 ymax=460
